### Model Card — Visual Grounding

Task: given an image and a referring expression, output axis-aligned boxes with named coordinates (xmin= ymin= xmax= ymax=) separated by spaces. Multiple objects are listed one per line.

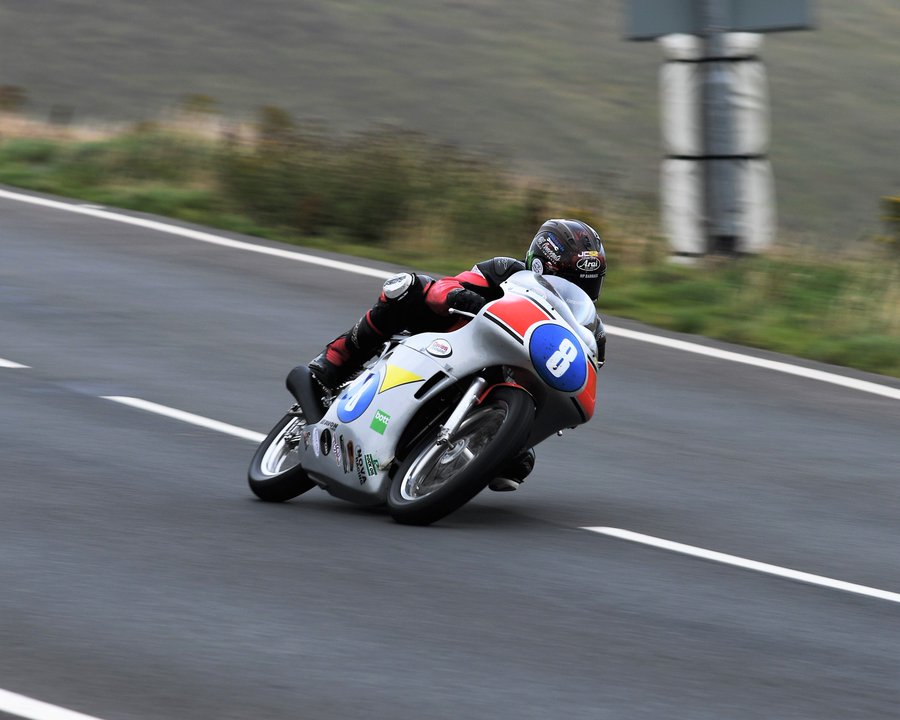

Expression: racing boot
xmin=307 ymin=352 xmax=353 ymax=401
xmin=308 ymin=316 xmax=386 ymax=401
xmin=488 ymin=447 xmax=536 ymax=492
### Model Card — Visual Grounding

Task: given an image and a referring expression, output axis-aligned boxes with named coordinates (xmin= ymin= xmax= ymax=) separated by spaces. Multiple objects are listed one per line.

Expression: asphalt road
xmin=2 ymin=190 xmax=899 ymax=720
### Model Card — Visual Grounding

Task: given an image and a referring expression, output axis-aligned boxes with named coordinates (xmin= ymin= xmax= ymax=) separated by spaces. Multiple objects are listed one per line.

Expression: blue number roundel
xmin=528 ymin=323 xmax=587 ymax=393
xmin=336 ymin=371 xmax=380 ymax=423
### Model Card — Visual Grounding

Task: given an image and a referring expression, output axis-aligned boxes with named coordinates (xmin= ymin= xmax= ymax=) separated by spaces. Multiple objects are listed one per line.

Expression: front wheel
xmin=387 ymin=386 xmax=535 ymax=526
xmin=248 ymin=409 xmax=316 ymax=502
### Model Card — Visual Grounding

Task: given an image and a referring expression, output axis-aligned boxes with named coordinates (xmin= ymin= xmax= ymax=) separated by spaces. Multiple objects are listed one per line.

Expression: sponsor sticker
xmin=531 ymin=258 xmax=544 ymax=275
xmin=320 ymin=428 xmax=331 ymax=456
xmin=364 ymin=454 xmax=380 ymax=477
xmin=427 ymin=339 xmax=452 ymax=357
xmin=370 ymin=409 xmax=391 ymax=435
xmin=539 ymin=237 xmax=562 ymax=262
xmin=355 ymin=447 xmax=366 ymax=485
xmin=341 ymin=437 xmax=350 ymax=473
xmin=302 ymin=431 xmax=310 ymax=451
xmin=576 ymin=255 xmax=602 ymax=272
xmin=312 ymin=427 xmax=321 ymax=457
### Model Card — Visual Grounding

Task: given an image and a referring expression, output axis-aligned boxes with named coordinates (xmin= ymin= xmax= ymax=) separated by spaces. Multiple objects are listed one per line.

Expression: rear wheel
xmin=387 ymin=386 xmax=534 ymax=525
xmin=248 ymin=409 xmax=316 ymax=502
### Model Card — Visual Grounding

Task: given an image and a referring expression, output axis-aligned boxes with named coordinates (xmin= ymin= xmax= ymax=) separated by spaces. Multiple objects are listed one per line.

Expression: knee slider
xmin=382 ymin=273 xmax=415 ymax=301
xmin=382 ymin=273 xmax=432 ymax=303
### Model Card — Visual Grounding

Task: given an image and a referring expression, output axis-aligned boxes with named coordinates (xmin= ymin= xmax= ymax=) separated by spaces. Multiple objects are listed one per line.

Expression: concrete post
xmin=702 ymin=0 xmax=740 ymax=253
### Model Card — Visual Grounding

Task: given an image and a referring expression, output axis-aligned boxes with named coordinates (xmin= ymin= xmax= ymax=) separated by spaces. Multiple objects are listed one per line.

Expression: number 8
xmin=546 ymin=338 xmax=578 ymax=378
xmin=343 ymin=374 xmax=374 ymax=412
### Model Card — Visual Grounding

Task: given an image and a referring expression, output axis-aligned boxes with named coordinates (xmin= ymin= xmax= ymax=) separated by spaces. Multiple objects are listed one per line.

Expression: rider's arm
xmin=425 ymin=268 xmax=491 ymax=315
xmin=594 ymin=315 xmax=607 ymax=367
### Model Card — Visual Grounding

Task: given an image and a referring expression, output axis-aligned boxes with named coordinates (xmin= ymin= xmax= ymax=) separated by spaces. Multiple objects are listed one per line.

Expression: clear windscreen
xmin=502 ymin=271 xmax=598 ymax=354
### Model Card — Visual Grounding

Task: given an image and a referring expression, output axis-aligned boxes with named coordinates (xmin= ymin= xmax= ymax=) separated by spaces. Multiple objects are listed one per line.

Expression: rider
xmin=306 ymin=218 xmax=608 ymax=491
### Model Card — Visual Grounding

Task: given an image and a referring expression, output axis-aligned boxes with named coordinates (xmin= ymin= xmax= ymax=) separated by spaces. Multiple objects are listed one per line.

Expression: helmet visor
xmin=560 ymin=270 xmax=603 ymax=302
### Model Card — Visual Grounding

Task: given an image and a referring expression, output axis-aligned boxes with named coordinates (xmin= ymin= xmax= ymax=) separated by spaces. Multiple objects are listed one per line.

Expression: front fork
xmin=435 ymin=377 xmax=487 ymax=445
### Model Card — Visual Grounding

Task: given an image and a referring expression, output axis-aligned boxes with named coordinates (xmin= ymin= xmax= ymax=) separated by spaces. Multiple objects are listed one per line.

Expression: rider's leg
xmin=489 ymin=447 xmax=536 ymax=492
xmin=307 ymin=273 xmax=433 ymax=395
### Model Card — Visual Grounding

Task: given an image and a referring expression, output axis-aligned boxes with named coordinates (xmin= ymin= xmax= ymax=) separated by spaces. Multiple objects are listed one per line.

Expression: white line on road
xmin=0 ymin=356 xmax=30 ymax=368
xmin=604 ymin=327 xmax=900 ymax=401
xmin=2 ymin=187 xmax=898 ymax=401
xmin=102 ymin=396 xmax=266 ymax=443
xmin=583 ymin=527 xmax=900 ymax=605
xmin=0 ymin=689 xmax=107 ymax=720
xmin=0 ymin=188 xmax=390 ymax=281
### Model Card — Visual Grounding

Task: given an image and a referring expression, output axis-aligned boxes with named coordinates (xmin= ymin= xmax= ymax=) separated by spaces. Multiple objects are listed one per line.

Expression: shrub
xmin=881 ymin=196 xmax=900 ymax=253
xmin=0 ymin=138 xmax=61 ymax=164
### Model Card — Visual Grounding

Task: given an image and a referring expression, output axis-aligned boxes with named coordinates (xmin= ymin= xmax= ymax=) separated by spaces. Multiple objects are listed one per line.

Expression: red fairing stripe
xmin=486 ymin=294 xmax=596 ymax=418
xmin=575 ymin=362 xmax=597 ymax=419
xmin=485 ymin=296 xmax=550 ymax=339
xmin=476 ymin=382 xmax=530 ymax=405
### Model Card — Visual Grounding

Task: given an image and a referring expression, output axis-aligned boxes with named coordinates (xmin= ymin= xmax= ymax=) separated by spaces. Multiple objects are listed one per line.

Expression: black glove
xmin=594 ymin=319 xmax=607 ymax=367
xmin=447 ymin=288 xmax=487 ymax=314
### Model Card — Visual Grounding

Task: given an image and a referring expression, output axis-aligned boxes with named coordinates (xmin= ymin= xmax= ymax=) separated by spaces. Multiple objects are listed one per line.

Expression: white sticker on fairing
xmin=427 ymin=339 xmax=453 ymax=357
xmin=531 ymin=258 xmax=544 ymax=275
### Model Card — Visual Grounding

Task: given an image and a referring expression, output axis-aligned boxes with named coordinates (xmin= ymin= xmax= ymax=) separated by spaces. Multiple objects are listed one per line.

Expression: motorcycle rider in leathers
xmin=305 ymin=219 xmax=608 ymax=491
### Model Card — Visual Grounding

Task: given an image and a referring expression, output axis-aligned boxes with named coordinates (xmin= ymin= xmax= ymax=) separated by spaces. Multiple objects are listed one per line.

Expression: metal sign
xmin=626 ymin=0 xmax=812 ymax=40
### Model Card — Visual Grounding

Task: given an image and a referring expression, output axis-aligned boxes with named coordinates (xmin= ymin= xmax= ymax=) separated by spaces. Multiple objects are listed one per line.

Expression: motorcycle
xmin=248 ymin=270 xmax=600 ymax=525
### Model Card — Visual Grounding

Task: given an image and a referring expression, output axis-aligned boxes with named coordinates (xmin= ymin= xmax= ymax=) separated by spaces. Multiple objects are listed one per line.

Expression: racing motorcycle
xmin=248 ymin=270 xmax=600 ymax=525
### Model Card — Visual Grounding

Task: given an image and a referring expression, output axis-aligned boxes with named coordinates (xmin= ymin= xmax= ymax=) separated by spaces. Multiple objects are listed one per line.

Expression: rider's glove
xmin=446 ymin=288 xmax=487 ymax=315
xmin=594 ymin=318 xmax=607 ymax=368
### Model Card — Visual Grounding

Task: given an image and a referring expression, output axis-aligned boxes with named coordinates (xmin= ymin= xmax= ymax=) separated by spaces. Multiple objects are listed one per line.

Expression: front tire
xmin=248 ymin=410 xmax=316 ymax=502
xmin=387 ymin=386 xmax=535 ymax=525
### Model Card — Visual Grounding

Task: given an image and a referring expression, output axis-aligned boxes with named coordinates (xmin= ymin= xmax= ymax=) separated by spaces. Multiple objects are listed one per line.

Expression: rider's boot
xmin=307 ymin=316 xmax=386 ymax=400
xmin=489 ymin=447 xmax=536 ymax=492
xmin=307 ymin=350 xmax=353 ymax=398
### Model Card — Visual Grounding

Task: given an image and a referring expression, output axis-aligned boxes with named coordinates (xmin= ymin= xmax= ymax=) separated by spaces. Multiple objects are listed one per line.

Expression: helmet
xmin=525 ymin=219 xmax=607 ymax=301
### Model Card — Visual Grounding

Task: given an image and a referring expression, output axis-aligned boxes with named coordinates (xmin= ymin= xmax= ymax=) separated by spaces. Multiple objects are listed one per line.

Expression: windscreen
xmin=503 ymin=271 xmax=597 ymax=336
xmin=501 ymin=271 xmax=598 ymax=358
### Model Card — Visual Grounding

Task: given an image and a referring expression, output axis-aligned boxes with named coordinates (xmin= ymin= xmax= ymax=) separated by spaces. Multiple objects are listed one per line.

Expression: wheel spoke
xmin=399 ymin=404 xmax=508 ymax=501
xmin=259 ymin=416 xmax=306 ymax=477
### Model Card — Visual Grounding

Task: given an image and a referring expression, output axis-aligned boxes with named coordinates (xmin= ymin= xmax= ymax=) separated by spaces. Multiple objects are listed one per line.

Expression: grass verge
xmin=1 ymin=123 xmax=897 ymax=378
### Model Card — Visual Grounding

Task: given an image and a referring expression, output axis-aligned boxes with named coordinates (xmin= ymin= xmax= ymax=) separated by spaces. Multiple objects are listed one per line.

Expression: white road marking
xmin=2 ymin=187 xmax=898 ymax=400
xmin=102 ymin=396 xmax=266 ymax=443
xmin=0 ymin=689 xmax=107 ymax=720
xmin=583 ymin=527 xmax=900 ymax=605
xmin=605 ymin=326 xmax=900 ymax=401
xmin=0 ymin=357 xmax=30 ymax=368
xmin=0 ymin=188 xmax=389 ymax=280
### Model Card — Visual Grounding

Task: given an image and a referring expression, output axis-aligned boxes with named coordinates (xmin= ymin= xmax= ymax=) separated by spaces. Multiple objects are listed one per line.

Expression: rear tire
xmin=387 ymin=386 xmax=534 ymax=526
xmin=248 ymin=410 xmax=316 ymax=502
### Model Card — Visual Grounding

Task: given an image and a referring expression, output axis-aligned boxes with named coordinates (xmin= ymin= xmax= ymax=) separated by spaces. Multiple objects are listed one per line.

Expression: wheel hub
xmin=438 ymin=438 xmax=468 ymax=464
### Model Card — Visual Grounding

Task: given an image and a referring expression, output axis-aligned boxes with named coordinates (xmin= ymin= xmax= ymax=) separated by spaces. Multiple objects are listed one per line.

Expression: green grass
xmin=601 ymin=258 xmax=900 ymax=377
xmin=1 ymin=128 xmax=898 ymax=378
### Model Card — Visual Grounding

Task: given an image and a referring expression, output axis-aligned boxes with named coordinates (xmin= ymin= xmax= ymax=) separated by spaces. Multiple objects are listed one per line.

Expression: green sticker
xmin=365 ymin=454 xmax=380 ymax=476
xmin=370 ymin=409 xmax=390 ymax=435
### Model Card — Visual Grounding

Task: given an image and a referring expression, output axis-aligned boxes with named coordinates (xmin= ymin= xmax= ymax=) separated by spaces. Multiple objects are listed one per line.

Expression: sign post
xmin=624 ymin=0 xmax=813 ymax=256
